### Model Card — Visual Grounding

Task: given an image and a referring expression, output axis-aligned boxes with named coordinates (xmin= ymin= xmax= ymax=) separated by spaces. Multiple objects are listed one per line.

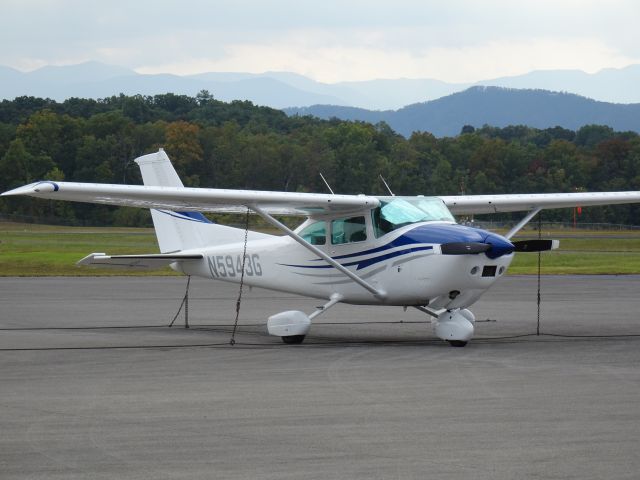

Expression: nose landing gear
xmin=434 ymin=309 xmax=475 ymax=347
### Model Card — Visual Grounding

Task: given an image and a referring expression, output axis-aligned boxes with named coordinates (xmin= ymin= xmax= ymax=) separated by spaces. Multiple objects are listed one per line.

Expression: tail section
xmin=135 ymin=149 xmax=267 ymax=253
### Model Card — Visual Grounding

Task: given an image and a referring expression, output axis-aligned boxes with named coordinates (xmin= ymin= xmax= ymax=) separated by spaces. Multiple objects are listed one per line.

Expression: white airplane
xmin=3 ymin=149 xmax=640 ymax=346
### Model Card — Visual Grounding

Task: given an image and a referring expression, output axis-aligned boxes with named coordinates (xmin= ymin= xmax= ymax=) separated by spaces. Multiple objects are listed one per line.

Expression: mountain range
xmin=1 ymin=61 xmax=639 ymax=138
xmin=284 ymin=87 xmax=640 ymax=137
xmin=1 ymin=61 xmax=640 ymax=110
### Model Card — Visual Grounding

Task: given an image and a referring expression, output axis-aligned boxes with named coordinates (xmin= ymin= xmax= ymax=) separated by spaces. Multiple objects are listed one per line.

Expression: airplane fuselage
xmin=177 ymin=221 xmax=514 ymax=309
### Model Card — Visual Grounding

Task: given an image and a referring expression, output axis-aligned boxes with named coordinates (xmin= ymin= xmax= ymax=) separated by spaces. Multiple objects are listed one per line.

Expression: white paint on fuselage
xmin=177 ymin=221 xmax=513 ymax=309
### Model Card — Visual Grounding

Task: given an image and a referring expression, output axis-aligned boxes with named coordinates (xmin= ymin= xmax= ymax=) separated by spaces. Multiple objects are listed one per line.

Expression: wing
xmin=1 ymin=181 xmax=379 ymax=216
xmin=77 ymin=252 xmax=203 ymax=269
xmin=438 ymin=192 xmax=640 ymax=215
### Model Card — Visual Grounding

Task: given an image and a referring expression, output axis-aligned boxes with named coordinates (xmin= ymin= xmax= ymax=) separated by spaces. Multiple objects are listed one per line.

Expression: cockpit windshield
xmin=372 ymin=196 xmax=455 ymax=237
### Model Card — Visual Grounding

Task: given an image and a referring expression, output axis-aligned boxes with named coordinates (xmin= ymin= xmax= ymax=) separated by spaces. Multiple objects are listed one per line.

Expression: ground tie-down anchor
xmin=536 ymin=212 xmax=542 ymax=336
xmin=169 ymin=275 xmax=191 ymax=329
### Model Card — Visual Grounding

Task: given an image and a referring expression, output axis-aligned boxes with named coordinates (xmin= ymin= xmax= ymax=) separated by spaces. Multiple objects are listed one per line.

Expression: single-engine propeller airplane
xmin=3 ymin=149 xmax=640 ymax=346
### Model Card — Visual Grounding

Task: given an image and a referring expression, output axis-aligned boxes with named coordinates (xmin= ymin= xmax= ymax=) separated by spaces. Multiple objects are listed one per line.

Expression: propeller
xmin=512 ymin=239 xmax=559 ymax=252
xmin=439 ymin=236 xmax=558 ymax=257
xmin=440 ymin=242 xmax=492 ymax=255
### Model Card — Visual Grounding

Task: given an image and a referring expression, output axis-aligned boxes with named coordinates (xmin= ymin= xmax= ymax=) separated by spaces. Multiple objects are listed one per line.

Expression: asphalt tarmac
xmin=1 ymin=275 xmax=639 ymax=479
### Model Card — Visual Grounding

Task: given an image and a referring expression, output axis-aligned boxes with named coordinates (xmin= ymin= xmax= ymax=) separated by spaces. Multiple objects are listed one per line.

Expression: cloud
xmin=137 ymin=36 xmax=639 ymax=83
xmin=1 ymin=0 xmax=639 ymax=81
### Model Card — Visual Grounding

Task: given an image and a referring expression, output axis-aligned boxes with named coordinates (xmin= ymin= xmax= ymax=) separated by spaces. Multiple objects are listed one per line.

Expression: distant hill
xmin=1 ymin=62 xmax=640 ymax=110
xmin=476 ymin=65 xmax=640 ymax=105
xmin=284 ymin=87 xmax=640 ymax=137
xmin=0 ymin=62 xmax=345 ymax=109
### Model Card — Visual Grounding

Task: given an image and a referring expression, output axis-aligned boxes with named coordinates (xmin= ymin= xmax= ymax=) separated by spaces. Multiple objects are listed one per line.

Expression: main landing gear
xmin=268 ymin=294 xmax=344 ymax=345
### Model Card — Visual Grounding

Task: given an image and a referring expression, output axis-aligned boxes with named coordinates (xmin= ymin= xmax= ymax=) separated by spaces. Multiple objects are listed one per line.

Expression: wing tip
xmin=77 ymin=253 xmax=107 ymax=266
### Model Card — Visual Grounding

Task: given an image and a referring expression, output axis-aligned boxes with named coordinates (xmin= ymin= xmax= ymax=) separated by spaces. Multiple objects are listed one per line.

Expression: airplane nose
xmin=481 ymin=231 xmax=515 ymax=259
xmin=403 ymin=224 xmax=514 ymax=258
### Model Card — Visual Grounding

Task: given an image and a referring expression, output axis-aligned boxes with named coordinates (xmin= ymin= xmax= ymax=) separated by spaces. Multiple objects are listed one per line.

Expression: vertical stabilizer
xmin=135 ymin=149 xmax=266 ymax=252
xmin=135 ymin=148 xmax=185 ymax=188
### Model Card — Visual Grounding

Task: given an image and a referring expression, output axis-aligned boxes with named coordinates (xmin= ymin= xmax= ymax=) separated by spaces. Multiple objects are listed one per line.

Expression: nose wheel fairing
xmin=434 ymin=309 xmax=476 ymax=346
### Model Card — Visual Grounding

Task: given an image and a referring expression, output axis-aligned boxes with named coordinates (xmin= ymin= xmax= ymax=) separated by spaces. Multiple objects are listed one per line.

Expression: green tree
xmin=575 ymin=125 xmax=614 ymax=148
xmin=164 ymin=121 xmax=204 ymax=185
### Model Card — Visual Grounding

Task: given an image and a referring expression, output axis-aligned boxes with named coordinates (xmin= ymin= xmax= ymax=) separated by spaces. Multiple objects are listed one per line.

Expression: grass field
xmin=507 ymin=227 xmax=640 ymax=274
xmin=2 ymin=222 xmax=640 ymax=276
xmin=0 ymin=223 xmax=166 ymax=276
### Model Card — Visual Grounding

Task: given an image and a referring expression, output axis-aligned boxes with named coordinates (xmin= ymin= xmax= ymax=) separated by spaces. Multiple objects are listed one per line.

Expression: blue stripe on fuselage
xmin=315 ymin=223 xmax=485 ymax=263
xmin=285 ymin=223 xmax=512 ymax=272
xmin=281 ymin=245 xmax=433 ymax=271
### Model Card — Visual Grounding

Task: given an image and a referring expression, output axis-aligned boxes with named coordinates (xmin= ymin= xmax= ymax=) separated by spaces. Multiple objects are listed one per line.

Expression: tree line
xmin=0 ymin=91 xmax=639 ymax=226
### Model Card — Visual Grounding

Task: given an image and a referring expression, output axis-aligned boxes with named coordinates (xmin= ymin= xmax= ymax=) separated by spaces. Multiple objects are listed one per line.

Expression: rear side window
xmin=331 ymin=216 xmax=367 ymax=244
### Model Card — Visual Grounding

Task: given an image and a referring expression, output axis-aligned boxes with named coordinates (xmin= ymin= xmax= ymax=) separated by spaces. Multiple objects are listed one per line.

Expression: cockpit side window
xmin=299 ymin=221 xmax=327 ymax=245
xmin=331 ymin=216 xmax=367 ymax=245
xmin=372 ymin=207 xmax=394 ymax=237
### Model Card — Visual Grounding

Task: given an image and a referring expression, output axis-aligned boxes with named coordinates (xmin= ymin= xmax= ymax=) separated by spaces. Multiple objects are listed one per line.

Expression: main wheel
xmin=447 ymin=340 xmax=468 ymax=347
xmin=281 ymin=335 xmax=306 ymax=344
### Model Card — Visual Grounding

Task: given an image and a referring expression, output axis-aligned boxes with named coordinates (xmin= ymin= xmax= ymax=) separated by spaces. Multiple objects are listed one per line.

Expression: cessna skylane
xmin=4 ymin=149 xmax=640 ymax=346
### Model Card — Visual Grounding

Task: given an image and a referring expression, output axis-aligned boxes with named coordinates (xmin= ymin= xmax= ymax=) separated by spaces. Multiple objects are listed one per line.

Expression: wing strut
xmin=250 ymin=205 xmax=386 ymax=299
xmin=505 ymin=208 xmax=542 ymax=240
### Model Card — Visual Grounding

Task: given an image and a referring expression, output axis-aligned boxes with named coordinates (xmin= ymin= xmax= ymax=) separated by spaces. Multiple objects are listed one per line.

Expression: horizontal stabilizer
xmin=77 ymin=252 xmax=203 ymax=269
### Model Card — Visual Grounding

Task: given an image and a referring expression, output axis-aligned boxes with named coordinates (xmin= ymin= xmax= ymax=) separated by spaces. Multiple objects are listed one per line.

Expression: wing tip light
xmin=1 ymin=181 xmax=59 ymax=197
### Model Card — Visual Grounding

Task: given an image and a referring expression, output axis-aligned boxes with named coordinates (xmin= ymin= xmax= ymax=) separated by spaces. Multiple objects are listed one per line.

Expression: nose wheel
xmin=447 ymin=340 xmax=468 ymax=347
xmin=281 ymin=335 xmax=306 ymax=344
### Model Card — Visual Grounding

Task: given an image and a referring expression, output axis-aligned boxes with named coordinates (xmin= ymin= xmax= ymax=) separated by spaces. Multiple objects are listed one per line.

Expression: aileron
xmin=439 ymin=192 xmax=640 ymax=215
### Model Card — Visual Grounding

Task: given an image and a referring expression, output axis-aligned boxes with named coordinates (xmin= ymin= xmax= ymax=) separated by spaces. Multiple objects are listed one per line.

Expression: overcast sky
xmin=3 ymin=0 xmax=639 ymax=83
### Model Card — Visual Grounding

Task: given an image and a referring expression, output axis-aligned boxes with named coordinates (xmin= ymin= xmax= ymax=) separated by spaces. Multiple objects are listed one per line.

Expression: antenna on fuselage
xmin=379 ymin=175 xmax=395 ymax=196
xmin=319 ymin=172 xmax=335 ymax=195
